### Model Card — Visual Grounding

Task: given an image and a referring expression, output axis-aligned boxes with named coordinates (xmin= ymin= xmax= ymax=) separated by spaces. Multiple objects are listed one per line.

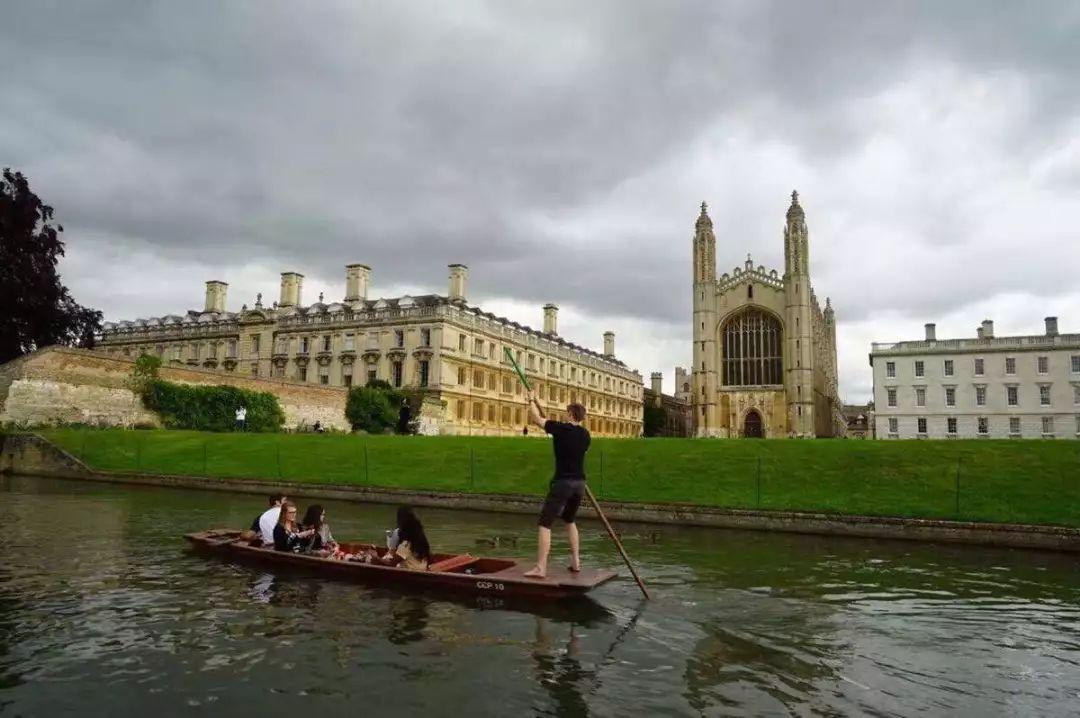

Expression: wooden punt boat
xmin=185 ymin=529 xmax=617 ymax=600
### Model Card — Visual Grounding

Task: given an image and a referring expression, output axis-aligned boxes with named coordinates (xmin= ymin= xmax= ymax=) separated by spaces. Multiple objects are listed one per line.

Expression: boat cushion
xmin=428 ymin=554 xmax=477 ymax=573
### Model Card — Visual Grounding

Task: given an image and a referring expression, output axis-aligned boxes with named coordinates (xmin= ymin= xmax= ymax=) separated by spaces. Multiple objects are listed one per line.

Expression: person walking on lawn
xmin=523 ymin=389 xmax=590 ymax=579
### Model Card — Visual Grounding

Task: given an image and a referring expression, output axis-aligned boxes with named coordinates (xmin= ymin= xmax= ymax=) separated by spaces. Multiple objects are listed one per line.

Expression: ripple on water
xmin=3 ymin=476 xmax=1080 ymax=716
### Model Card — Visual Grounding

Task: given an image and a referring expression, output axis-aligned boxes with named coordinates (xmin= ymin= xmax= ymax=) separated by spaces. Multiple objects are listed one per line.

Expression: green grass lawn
xmin=37 ymin=428 xmax=1080 ymax=527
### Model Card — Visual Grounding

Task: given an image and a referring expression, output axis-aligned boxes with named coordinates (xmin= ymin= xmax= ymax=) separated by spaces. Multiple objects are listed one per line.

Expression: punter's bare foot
xmin=567 ymin=561 xmax=581 ymax=573
xmin=523 ymin=566 xmax=546 ymax=579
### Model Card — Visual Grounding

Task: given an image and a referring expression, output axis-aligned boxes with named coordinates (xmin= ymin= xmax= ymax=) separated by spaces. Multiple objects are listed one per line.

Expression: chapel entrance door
xmin=743 ymin=409 xmax=764 ymax=438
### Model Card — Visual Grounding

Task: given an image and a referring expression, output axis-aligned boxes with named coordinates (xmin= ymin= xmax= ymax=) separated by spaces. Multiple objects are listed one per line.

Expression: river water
xmin=1 ymin=476 xmax=1079 ymax=717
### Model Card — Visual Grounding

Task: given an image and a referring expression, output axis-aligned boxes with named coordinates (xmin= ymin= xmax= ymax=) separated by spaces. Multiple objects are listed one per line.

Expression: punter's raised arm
xmin=526 ymin=389 xmax=546 ymax=428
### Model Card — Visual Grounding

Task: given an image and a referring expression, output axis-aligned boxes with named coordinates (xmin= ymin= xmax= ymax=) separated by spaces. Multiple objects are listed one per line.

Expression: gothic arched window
xmin=721 ymin=309 xmax=783 ymax=386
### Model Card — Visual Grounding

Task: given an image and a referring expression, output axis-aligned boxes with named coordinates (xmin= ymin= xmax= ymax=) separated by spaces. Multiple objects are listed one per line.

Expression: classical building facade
xmin=98 ymin=265 xmax=644 ymax=437
xmin=870 ymin=318 xmax=1080 ymax=440
xmin=642 ymin=371 xmax=692 ymax=437
xmin=691 ymin=192 xmax=844 ymax=438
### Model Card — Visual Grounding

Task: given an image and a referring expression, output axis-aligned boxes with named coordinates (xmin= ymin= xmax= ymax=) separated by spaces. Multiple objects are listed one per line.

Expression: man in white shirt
xmin=235 ymin=406 xmax=247 ymax=431
xmin=257 ymin=493 xmax=287 ymax=547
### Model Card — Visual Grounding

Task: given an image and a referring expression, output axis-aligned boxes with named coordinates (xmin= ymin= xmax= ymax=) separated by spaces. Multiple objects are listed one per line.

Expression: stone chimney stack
xmin=448 ymin=264 xmax=468 ymax=302
xmin=204 ymin=280 xmax=227 ymax=313
xmin=279 ymin=272 xmax=304 ymax=307
xmin=345 ymin=264 xmax=371 ymax=302
xmin=650 ymin=371 xmax=663 ymax=395
xmin=981 ymin=319 xmax=994 ymax=339
xmin=1046 ymin=316 xmax=1059 ymax=337
xmin=924 ymin=323 xmax=936 ymax=341
xmin=603 ymin=331 xmax=615 ymax=357
xmin=976 ymin=326 xmax=984 ymax=340
xmin=542 ymin=304 xmax=558 ymax=335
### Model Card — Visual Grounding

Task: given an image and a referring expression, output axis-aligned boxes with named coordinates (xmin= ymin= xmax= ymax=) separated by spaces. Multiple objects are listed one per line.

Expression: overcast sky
xmin=4 ymin=1 xmax=1079 ymax=401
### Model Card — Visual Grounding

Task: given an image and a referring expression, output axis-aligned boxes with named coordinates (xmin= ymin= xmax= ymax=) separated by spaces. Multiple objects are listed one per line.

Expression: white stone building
xmin=870 ymin=318 xmax=1080 ymax=439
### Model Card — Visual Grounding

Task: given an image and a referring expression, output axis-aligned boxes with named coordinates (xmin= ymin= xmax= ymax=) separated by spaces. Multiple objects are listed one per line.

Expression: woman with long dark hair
xmin=300 ymin=504 xmax=337 ymax=554
xmin=382 ymin=506 xmax=431 ymax=570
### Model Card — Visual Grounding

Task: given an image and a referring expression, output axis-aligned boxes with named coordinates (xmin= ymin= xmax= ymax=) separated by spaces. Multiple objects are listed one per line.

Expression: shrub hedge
xmin=345 ymin=381 xmax=422 ymax=434
xmin=345 ymin=386 xmax=396 ymax=433
xmin=140 ymin=379 xmax=284 ymax=432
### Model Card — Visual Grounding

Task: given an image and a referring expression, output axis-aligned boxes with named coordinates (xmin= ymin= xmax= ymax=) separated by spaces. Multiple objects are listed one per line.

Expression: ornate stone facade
xmin=97 ymin=265 xmax=643 ymax=437
xmin=691 ymin=193 xmax=844 ymax=438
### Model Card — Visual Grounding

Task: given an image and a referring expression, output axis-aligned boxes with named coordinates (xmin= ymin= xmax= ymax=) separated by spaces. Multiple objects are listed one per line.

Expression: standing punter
xmin=523 ymin=389 xmax=590 ymax=578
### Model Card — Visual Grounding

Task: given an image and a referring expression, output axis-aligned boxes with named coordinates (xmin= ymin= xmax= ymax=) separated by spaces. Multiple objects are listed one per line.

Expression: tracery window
xmin=721 ymin=309 xmax=783 ymax=386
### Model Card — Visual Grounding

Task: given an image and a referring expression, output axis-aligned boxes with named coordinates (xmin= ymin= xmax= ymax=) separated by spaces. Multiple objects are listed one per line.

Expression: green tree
xmin=130 ymin=353 xmax=162 ymax=394
xmin=643 ymin=404 xmax=667 ymax=437
xmin=361 ymin=378 xmax=422 ymax=434
xmin=0 ymin=169 xmax=102 ymax=363
xmin=345 ymin=385 xmax=397 ymax=433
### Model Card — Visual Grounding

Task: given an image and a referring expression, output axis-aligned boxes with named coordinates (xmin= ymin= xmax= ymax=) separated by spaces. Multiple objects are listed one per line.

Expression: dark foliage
xmin=131 ymin=354 xmax=162 ymax=393
xmin=643 ymin=404 xmax=667 ymax=437
xmin=352 ymin=378 xmax=422 ymax=434
xmin=140 ymin=379 xmax=285 ymax=432
xmin=345 ymin=386 xmax=397 ymax=433
xmin=0 ymin=168 xmax=102 ymax=363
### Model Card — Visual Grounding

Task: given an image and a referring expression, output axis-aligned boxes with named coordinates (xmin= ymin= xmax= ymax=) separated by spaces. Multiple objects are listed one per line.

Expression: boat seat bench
xmin=428 ymin=555 xmax=479 ymax=573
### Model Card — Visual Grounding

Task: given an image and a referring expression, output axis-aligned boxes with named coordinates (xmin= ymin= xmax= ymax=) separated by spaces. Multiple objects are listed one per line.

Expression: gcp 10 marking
xmin=476 ymin=581 xmax=505 ymax=591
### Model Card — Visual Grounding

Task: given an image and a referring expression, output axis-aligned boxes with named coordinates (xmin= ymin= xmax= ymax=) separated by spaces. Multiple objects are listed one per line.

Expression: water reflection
xmin=387 ymin=596 xmax=430 ymax=646
xmin=246 ymin=572 xmax=323 ymax=610
xmin=2 ymin=475 xmax=1080 ymax=717
xmin=532 ymin=618 xmax=589 ymax=717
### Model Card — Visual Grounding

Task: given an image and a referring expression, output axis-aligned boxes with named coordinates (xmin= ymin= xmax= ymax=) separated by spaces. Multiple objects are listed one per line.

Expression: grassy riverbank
xmin=37 ymin=428 xmax=1080 ymax=526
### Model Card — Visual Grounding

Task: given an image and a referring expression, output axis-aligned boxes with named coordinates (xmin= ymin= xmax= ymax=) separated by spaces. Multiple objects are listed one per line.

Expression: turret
xmin=692 ymin=201 xmax=719 ymax=436
xmin=650 ymin=371 xmax=663 ymax=396
xmin=783 ymin=191 xmax=814 ymax=436
xmin=693 ymin=201 xmax=716 ymax=284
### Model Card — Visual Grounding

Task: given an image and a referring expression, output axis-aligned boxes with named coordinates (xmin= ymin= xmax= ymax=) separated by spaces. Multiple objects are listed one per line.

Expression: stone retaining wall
xmin=5 ymin=433 xmax=1080 ymax=552
xmin=0 ymin=347 xmax=349 ymax=430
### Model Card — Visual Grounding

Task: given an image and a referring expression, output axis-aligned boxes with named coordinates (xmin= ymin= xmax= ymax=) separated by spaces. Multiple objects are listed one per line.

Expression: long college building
xmin=870 ymin=318 xmax=1080 ymax=439
xmin=98 ymin=265 xmax=644 ymax=436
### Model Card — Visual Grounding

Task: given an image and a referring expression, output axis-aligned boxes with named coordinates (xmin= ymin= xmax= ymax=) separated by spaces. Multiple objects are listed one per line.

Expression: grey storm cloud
xmin=3 ymin=0 xmax=1080 ymax=399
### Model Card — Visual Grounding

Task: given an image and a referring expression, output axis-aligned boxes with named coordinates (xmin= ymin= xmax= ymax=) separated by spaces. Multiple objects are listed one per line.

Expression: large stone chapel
xmin=691 ymin=192 xmax=844 ymax=438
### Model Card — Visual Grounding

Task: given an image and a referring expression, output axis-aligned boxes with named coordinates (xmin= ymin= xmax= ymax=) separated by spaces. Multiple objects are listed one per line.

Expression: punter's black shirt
xmin=544 ymin=420 xmax=591 ymax=481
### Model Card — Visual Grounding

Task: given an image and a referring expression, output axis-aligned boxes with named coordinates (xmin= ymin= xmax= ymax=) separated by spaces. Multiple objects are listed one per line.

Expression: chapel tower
xmin=783 ymin=191 xmax=815 ymax=434
xmin=691 ymin=202 xmax=718 ymax=433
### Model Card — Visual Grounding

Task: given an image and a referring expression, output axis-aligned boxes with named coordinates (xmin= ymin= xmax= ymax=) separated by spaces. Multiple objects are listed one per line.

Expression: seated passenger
xmin=257 ymin=493 xmax=287 ymax=546
xmin=300 ymin=504 xmax=338 ymax=555
xmin=273 ymin=501 xmax=314 ymax=552
xmin=381 ymin=506 xmax=431 ymax=570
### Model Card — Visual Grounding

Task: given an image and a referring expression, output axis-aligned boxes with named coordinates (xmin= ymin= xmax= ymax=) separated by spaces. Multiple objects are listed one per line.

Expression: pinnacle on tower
xmin=786 ymin=189 xmax=804 ymax=221
xmin=696 ymin=201 xmax=712 ymax=229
